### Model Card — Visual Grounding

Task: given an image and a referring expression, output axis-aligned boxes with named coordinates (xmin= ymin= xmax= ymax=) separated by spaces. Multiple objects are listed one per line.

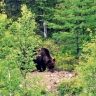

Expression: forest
xmin=0 ymin=0 xmax=96 ymax=96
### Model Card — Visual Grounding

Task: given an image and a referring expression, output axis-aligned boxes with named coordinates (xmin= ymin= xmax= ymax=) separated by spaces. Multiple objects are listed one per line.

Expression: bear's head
xmin=47 ymin=58 xmax=55 ymax=72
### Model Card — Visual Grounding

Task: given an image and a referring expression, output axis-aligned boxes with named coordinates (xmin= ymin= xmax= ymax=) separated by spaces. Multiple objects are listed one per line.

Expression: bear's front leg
xmin=41 ymin=63 xmax=46 ymax=71
xmin=36 ymin=64 xmax=42 ymax=72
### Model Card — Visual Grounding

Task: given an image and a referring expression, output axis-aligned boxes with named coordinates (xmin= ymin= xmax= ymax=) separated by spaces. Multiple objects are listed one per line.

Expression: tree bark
xmin=43 ymin=21 xmax=47 ymax=38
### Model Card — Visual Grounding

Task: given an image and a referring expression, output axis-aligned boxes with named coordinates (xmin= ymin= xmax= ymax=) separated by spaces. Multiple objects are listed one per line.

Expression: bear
xmin=33 ymin=48 xmax=55 ymax=72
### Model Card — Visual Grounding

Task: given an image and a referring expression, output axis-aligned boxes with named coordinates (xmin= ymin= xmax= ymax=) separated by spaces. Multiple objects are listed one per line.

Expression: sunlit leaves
xmin=76 ymin=37 xmax=96 ymax=95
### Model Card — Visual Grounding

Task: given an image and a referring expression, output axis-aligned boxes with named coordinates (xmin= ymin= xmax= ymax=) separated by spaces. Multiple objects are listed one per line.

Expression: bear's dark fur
xmin=33 ymin=48 xmax=55 ymax=72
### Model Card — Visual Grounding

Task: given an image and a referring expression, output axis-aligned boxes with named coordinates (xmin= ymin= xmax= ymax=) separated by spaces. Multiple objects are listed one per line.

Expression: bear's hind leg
xmin=36 ymin=64 xmax=42 ymax=72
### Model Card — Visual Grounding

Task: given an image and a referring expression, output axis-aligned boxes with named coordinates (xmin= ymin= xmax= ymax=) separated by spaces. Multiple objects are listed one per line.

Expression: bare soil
xmin=30 ymin=70 xmax=75 ymax=92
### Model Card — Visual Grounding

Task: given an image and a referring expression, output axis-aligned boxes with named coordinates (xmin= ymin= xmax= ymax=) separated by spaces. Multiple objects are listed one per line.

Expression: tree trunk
xmin=43 ymin=21 xmax=47 ymax=38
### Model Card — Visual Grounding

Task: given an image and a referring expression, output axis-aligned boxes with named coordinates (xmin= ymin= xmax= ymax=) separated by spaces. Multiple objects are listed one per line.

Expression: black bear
xmin=33 ymin=48 xmax=55 ymax=72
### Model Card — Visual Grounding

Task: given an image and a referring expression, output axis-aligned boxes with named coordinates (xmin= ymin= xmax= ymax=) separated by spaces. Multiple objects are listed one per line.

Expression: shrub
xmin=57 ymin=77 xmax=83 ymax=96
xmin=9 ymin=4 xmax=42 ymax=73
xmin=75 ymin=40 xmax=96 ymax=96
xmin=0 ymin=5 xmax=43 ymax=96
xmin=51 ymin=32 xmax=78 ymax=71
xmin=56 ymin=56 xmax=77 ymax=71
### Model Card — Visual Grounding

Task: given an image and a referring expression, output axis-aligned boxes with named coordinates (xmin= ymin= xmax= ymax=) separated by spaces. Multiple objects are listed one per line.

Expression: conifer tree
xmin=29 ymin=0 xmax=63 ymax=37
xmin=51 ymin=0 xmax=96 ymax=57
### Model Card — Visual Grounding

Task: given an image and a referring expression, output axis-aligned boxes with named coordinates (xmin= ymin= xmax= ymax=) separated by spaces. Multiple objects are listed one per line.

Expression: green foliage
xmin=52 ymin=32 xmax=77 ymax=71
xmin=0 ymin=14 xmax=11 ymax=59
xmin=52 ymin=32 xmax=76 ymax=55
xmin=0 ymin=5 xmax=43 ymax=96
xmin=56 ymin=56 xmax=77 ymax=71
xmin=19 ymin=73 xmax=57 ymax=96
xmin=75 ymin=38 xmax=96 ymax=96
xmin=42 ymin=39 xmax=59 ymax=56
xmin=0 ymin=60 xmax=22 ymax=95
xmin=40 ymin=38 xmax=76 ymax=71
xmin=0 ymin=1 xmax=5 ymax=13
xmin=57 ymin=77 xmax=83 ymax=96
xmin=9 ymin=5 xmax=42 ymax=74
xmin=21 ymin=74 xmax=46 ymax=96
xmin=3 ymin=0 xmax=22 ymax=20
xmin=0 ymin=1 xmax=96 ymax=95
xmin=0 ymin=14 xmax=23 ymax=95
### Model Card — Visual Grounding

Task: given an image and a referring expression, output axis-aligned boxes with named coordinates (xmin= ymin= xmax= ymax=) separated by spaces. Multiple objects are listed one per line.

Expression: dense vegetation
xmin=0 ymin=0 xmax=96 ymax=96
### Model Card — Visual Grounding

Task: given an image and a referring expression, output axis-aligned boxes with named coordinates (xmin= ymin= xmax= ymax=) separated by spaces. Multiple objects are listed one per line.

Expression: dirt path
xmin=30 ymin=70 xmax=74 ymax=92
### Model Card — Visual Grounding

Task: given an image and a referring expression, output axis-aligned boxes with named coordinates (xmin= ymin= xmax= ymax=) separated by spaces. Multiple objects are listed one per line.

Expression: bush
xmin=0 ymin=5 xmax=43 ymax=95
xmin=51 ymin=32 xmax=78 ymax=71
xmin=57 ymin=77 xmax=83 ymax=96
xmin=56 ymin=56 xmax=77 ymax=71
xmin=75 ymin=40 xmax=96 ymax=96
xmin=9 ymin=4 xmax=43 ymax=73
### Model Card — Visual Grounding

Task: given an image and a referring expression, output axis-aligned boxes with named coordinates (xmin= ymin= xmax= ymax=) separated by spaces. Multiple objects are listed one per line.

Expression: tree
xmin=22 ymin=0 xmax=63 ymax=37
xmin=3 ymin=0 xmax=22 ymax=20
xmin=0 ymin=14 xmax=23 ymax=96
xmin=51 ymin=0 xmax=96 ymax=58
xmin=9 ymin=4 xmax=42 ymax=78
xmin=0 ymin=5 xmax=42 ymax=95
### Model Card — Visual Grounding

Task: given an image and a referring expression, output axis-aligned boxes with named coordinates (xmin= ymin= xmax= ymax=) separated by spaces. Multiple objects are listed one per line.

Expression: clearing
xmin=29 ymin=70 xmax=75 ymax=93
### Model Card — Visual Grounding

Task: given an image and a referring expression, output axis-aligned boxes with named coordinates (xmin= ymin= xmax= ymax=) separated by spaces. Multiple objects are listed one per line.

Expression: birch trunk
xmin=8 ymin=69 xmax=12 ymax=96
xmin=43 ymin=21 xmax=47 ymax=38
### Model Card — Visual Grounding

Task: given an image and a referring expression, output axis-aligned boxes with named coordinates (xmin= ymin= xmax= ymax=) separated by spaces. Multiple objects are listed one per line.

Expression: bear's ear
xmin=53 ymin=58 xmax=55 ymax=61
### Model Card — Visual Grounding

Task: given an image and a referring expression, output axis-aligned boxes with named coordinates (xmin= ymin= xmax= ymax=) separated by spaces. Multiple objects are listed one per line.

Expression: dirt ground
xmin=30 ymin=70 xmax=75 ymax=92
